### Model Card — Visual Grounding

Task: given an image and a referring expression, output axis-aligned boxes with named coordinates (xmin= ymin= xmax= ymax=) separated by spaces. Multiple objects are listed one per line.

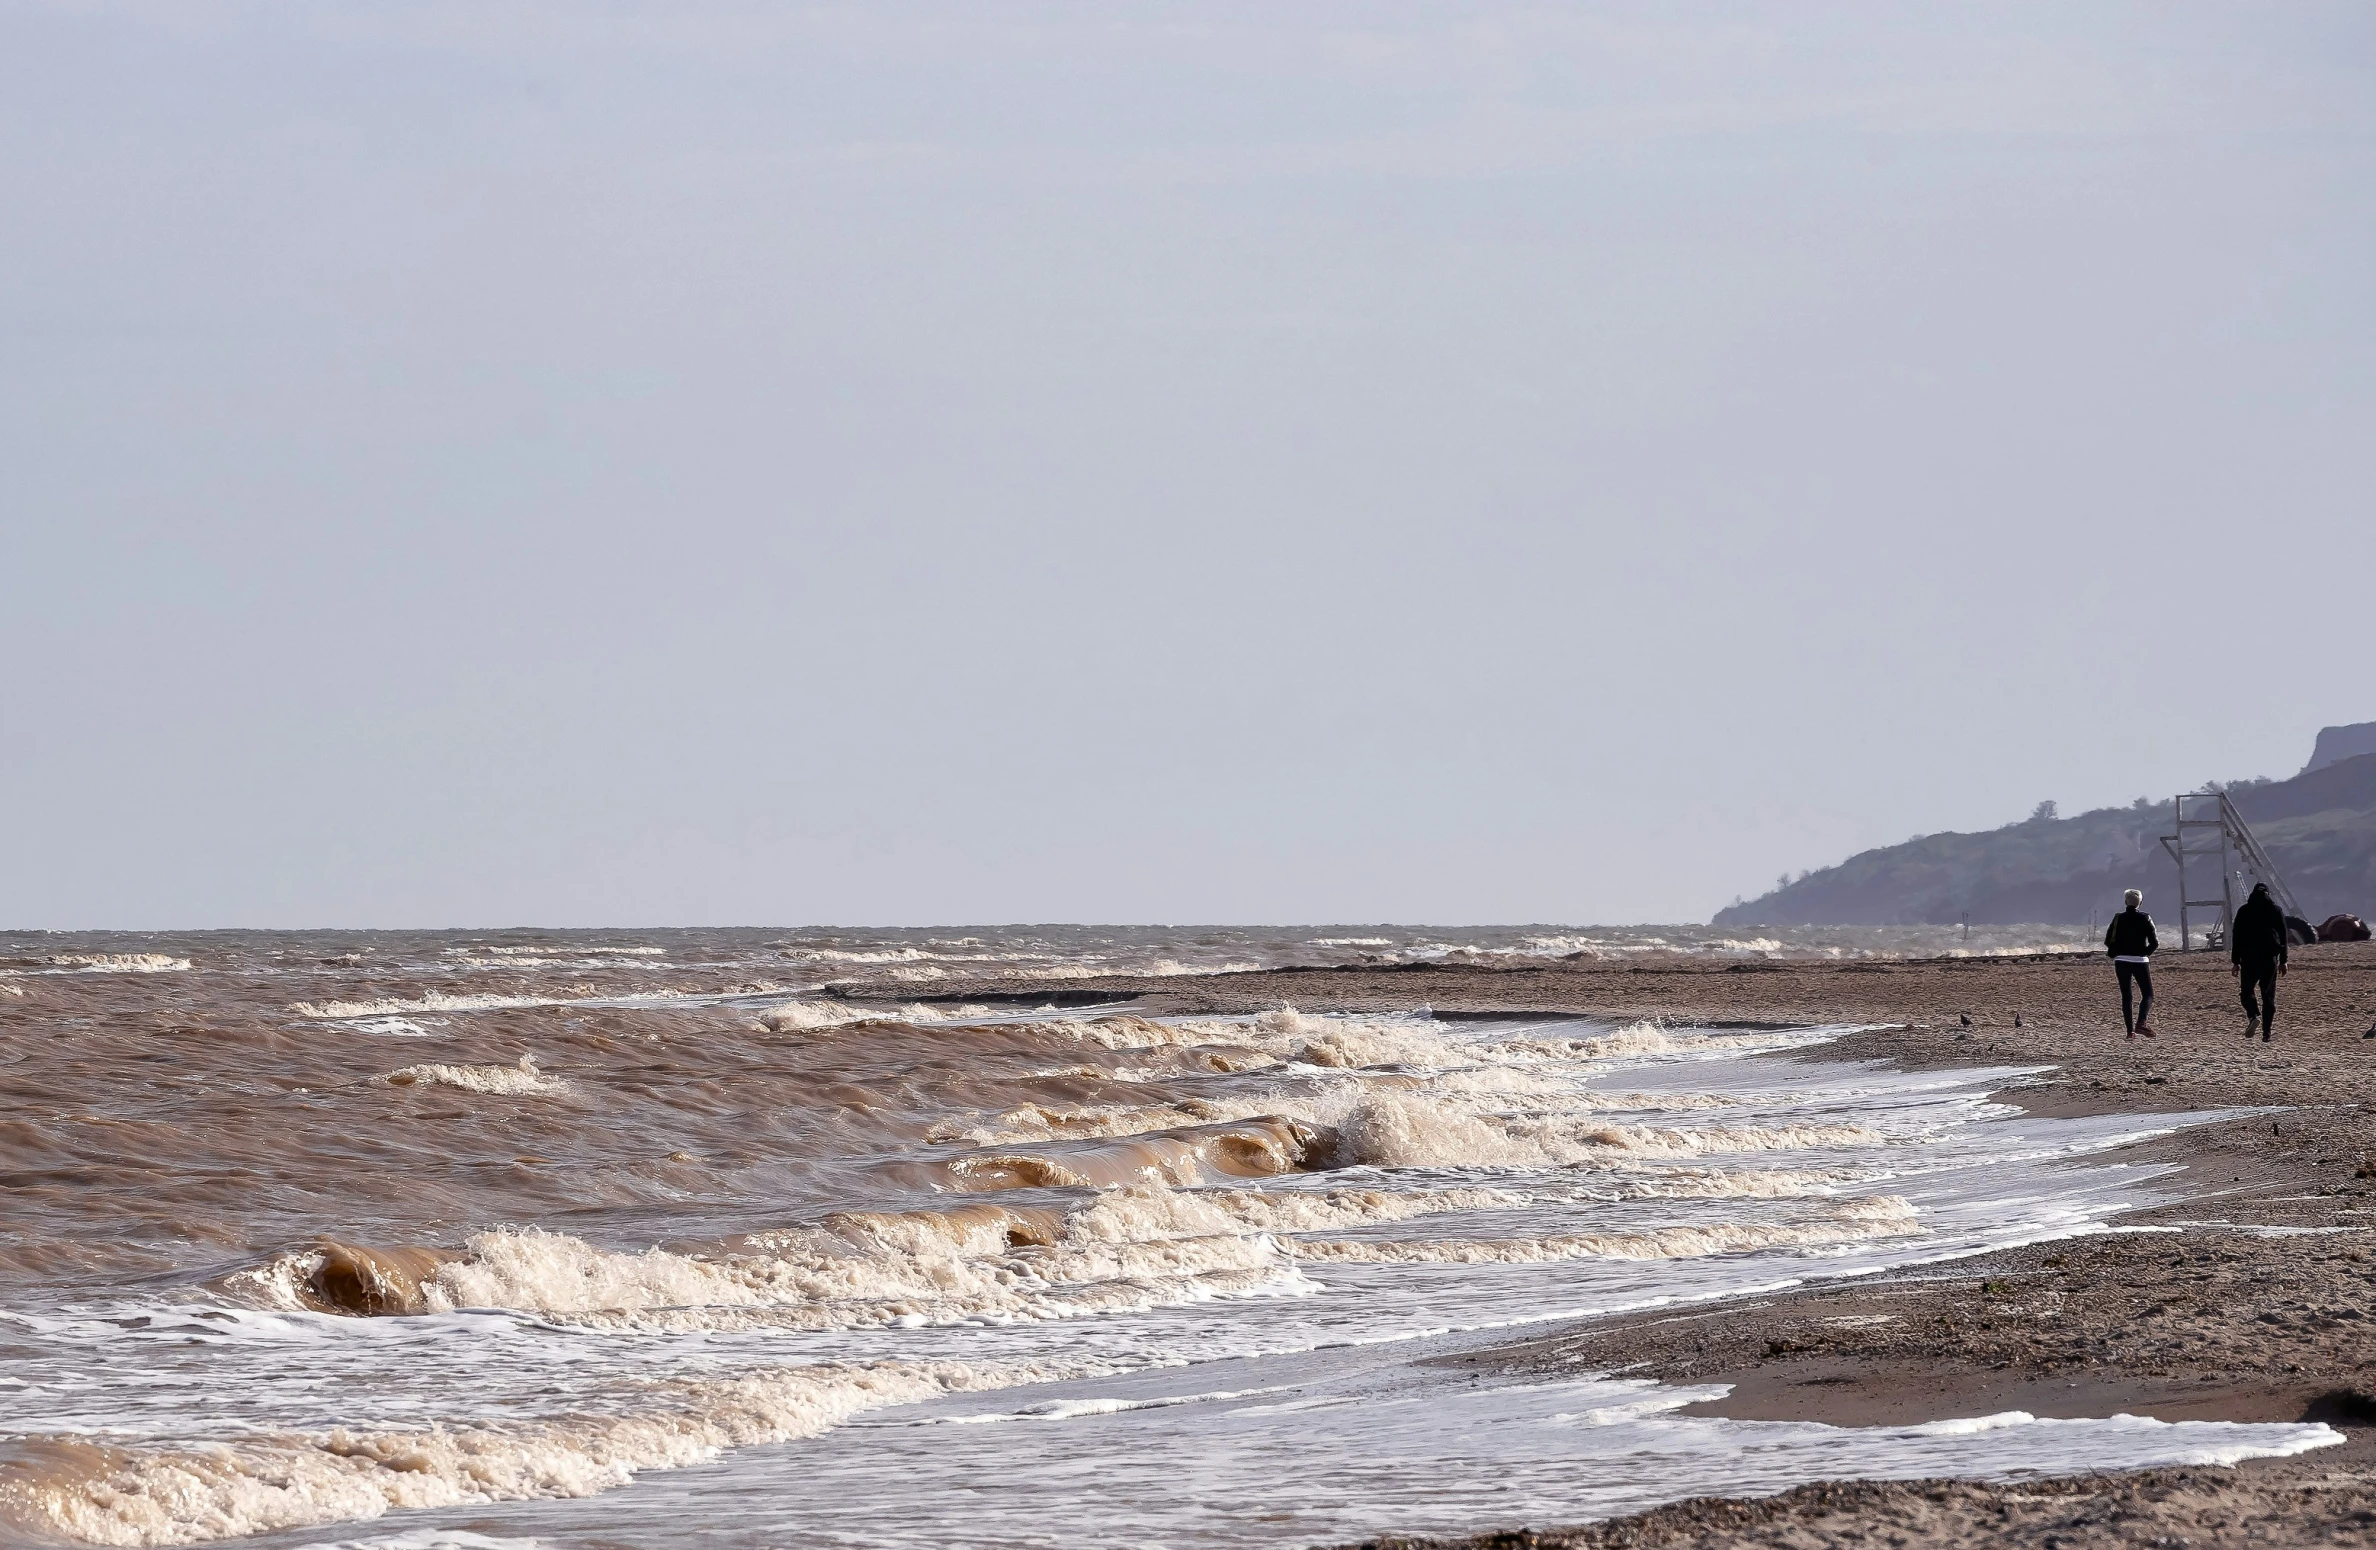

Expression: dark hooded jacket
xmin=2103 ymin=908 xmax=2157 ymax=959
xmin=2230 ymin=890 xmax=2290 ymax=966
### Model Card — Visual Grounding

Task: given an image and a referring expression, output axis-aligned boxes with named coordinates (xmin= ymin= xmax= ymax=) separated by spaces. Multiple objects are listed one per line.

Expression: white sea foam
xmin=1286 ymin=1196 xmax=1921 ymax=1265
xmin=295 ymin=990 xmax=596 ymax=1018
xmin=1572 ymin=1088 xmax=1747 ymax=1111
xmin=922 ymin=1017 xmax=1878 ymax=1173
xmin=1505 ymin=1023 xmax=1711 ymax=1060
xmin=292 ymin=984 xmax=788 ymax=1019
xmin=1517 ymin=934 xmax=1626 ymax=955
xmin=291 ymin=1530 xmax=546 ymax=1540
xmin=457 ymin=945 xmax=666 ymax=959
xmin=1567 ymin=1121 xmax=1887 ymax=1156
xmin=345 ymin=1018 xmax=439 ymax=1038
xmin=224 ymin=1186 xmax=1335 ymax=1334
xmin=45 ymin=953 xmax=192 ymax=973
xmin=923 ymin=1094 xmax=1293 ymax=1149
xmin=4 ymin=1361 xmax=1022 ymax=1548
xmin=1052 ymin=1008 xmax=1477 ymax=1070
xmin=15 ymin=944 xmax=2232 ymax=1550
xmin=769 ymin=943 xmax=1261 ymax=979
xmin=1616 ymin=1167 xmax=1860 ymax=1200
xmin=1329 ymin=1091 xmax=1884 ymax=1169
xmin=1075 ymin=1184 xmax=1531 ymax=1239
xmin=1001 ymin=1388 xmax=1283 ymax=1421
xmin=1525 ymin=935 xmax=1788 ymax=957
xmin=293 ymin=1533 xmax=549 ymax=1550
xmin=219 ymin=1162 xmax=1904 ymax=1345
xmin=379 ymin=1057 xmax=559 ymax=1096
xmin=757 ymin=1000 xmax=992 ymax=1032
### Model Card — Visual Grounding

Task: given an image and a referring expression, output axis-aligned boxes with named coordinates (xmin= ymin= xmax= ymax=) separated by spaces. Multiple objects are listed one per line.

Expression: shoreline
xmin=880 ymin=943 xmax=2376 ymax=1547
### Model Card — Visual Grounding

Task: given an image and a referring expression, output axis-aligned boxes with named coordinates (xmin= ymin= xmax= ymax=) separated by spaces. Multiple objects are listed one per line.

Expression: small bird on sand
xmin=2014 ymin=1013 xmax=2024 ymax=1028
xmin=1959 ymin=1013 xmax=1972 ymax=1027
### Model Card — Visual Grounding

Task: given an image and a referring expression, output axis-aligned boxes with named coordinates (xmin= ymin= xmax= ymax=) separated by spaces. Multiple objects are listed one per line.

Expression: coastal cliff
xmin=1714 ymin=735 xmax=2376 ymax=928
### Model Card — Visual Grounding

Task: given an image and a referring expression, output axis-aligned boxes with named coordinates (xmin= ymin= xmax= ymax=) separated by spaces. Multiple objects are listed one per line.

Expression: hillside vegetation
xmin=1712 ymin=752 xmax=2376 ymax=928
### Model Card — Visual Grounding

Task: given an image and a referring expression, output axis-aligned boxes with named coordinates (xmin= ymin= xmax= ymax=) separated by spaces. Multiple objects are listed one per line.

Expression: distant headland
xmin=1714 ymin=722 xmax=2376 ymax=927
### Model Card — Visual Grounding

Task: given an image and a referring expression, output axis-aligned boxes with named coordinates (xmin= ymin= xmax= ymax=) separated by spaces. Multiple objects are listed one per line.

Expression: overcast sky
xmin=6 ymin=2 xmax=2372 ymax=928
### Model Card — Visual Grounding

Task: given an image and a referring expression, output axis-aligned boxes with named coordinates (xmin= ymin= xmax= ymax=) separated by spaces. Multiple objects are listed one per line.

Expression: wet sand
xmin=889 ymin=943 xmax=2376 ymax=1547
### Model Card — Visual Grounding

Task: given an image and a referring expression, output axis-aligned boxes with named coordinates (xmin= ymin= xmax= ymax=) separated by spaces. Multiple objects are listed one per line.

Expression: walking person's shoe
xmin=2138 ymin=1024 xmax=2156 ymax=1038
xmin=2262 ymin=1028 xmax=2273 ymax=1043
xmin=2245 ymin=1016 xmax=2260 ymax=1039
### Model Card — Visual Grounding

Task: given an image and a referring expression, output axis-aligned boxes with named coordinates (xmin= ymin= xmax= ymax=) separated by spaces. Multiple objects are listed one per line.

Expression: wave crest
xmin=0 ymin=1362 xmax=1006 ymax=1548
xmin=378 ymin=1057 xmax=559 ymax=1096
xmin=45 ymin=953 xmax=191 ymax=973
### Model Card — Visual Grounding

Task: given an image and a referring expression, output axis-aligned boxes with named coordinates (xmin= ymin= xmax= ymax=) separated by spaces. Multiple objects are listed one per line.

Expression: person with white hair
xmin=2103 ymin=888 xmax=2159 ymax=1039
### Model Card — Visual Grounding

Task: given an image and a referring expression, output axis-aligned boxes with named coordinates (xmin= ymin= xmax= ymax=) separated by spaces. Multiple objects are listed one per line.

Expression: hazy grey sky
xmin=6 ymin=2 xmax=2372 ymax=928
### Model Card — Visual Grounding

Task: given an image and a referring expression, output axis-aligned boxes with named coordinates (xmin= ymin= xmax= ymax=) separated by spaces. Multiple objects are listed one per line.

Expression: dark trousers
xmin=2239 ymin=960 xmax=2279 ymax=1030
xmin=2115 ymin=960 xmax=2153 ymax=1032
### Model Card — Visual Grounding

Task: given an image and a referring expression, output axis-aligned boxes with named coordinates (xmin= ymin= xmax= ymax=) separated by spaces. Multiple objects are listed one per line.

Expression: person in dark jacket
xmin=2230 ymin=882 xmax=2289 ymax=1041
xmin=2103 ymin=889 xmax=2158 ymax=1039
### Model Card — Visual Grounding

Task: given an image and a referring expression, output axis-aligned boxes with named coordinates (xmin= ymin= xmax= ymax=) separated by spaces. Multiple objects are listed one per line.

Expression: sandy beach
xmin=18 ymin=0 xmax=2373 ymax=1537
xmin=876 ymin=943 xmax=2376 ymax=1548
xmin=9 ymin=929 xmax=2371 ymax=1547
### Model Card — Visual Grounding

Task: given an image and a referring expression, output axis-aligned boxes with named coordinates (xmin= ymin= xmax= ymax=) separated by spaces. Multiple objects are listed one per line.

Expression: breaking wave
xmin=454 ymin=945 xmax=667 ymax=959
xmin=212 ymin=1165 xmax=1897 ymax=1342
xmin=379 ymin=1058 xmax=559 ymax=1096
xmin=1328 ymin=1092 xmax=1884 ymax=1170
xmin=3 ymin=928 xmax=2261 ymax=1550
xmin=295 ymin=990 xmax=600 ymax=1019
xmin=43 ymin=954 xmax=191 ymax=974
xmin=292 ymin=983 xmax=789 ymax=1019
xmin=0 ymin=1361 xmax=1020 ymax=1548
xmin=219 ymin=1185 xmax=1336 ymax=1332
xmin=758 ymin=1000 xmax=994 ymax=1032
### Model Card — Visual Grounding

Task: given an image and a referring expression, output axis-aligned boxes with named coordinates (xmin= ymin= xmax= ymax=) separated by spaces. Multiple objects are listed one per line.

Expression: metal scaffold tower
xmin=2158 ymin=791 xmax=2301 ymax=952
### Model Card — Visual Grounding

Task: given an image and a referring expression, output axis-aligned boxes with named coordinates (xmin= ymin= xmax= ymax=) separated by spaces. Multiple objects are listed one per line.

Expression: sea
xmin=0 ymin=925 xmax=2338 ymax=1548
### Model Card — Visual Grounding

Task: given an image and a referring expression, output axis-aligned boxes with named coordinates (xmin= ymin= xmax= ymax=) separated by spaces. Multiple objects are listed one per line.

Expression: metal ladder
xmin=2158 ymin=791 xmax=2301 ymax=951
